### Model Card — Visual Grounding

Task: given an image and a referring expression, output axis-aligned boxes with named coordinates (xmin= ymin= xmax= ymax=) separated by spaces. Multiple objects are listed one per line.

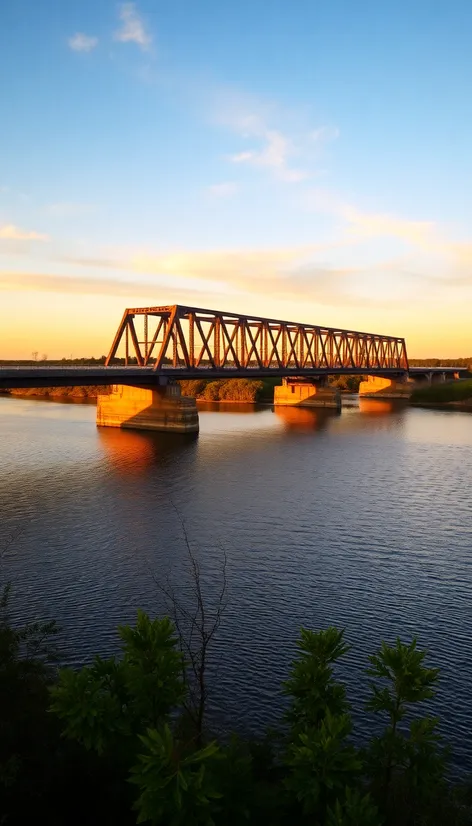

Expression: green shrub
xmin=201 ymin=381 xmax=222 ymax=400
xmin=411 ymin=379 xmax=472 ymax=404
xmin=51 ymin=611 xmax=184 ymax=755
xmin=179 ymin=378 xmax=269 ymax=402
xmin=178 ymin=380 xmax=207 ymax=398
xmin=217 ymin=379 xmax=264 ymax=401
xmin=0 ymin=590 xmax=468 ymax=826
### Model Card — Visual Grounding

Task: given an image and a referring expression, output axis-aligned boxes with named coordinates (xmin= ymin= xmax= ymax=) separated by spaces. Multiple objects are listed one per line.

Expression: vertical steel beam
xmin=282 ymin=325 xmax=287 ymax=366
xmin=172 ymin=328 xmax=178 ymax=367
xmin=240 ymin=320 xmax=246 ymax=367
xmin=214 ymin=315 xmax=221 ymax=367
xmin=146 ymin=316 xmax=165 ymax=363
xmin=189 ymin=312 xmax=195 ymax=367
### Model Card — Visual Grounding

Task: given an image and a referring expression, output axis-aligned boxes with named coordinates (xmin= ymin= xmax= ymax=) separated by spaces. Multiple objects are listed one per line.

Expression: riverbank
xmin=0 ymin=385 xmax=106 ymax=398
xmin=0 ymin=378 xmax=276 ymax=402
xmin=410 ymin=378 xmax=472 ymax=409
xmin=4 ymin=377 xmax=472 ymax=411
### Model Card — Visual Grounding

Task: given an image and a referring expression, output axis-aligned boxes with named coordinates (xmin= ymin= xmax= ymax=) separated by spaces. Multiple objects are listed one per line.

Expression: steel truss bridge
xmin=4 ymin=303 xmax=466 ymax=390
xmin=105 ymin=304 xmax=409 ymax=376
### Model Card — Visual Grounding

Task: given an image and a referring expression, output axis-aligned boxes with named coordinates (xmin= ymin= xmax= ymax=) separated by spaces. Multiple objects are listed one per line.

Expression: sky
xmin=1 ymin=0 xmax=472 ymax=359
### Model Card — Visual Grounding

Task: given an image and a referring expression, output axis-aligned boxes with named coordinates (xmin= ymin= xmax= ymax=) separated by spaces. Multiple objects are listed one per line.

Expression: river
xmin=1 ymin=394 xmax=472 ymax=769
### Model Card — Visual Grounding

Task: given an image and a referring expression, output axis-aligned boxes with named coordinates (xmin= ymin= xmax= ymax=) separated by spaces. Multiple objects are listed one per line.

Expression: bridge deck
xmin=0 ymin=365 xmax=467 ymax=390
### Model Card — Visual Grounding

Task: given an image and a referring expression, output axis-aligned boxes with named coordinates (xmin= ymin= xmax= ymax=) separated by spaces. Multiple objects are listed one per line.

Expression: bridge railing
xmin=105 ymin=305 xmax=409 ymax=373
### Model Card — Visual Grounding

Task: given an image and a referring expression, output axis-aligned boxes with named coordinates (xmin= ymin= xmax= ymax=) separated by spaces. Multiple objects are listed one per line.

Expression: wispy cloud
xmin=0 ymin=224 xmax=48 ymax=241
xmin=129 ymin=247 xmax=315 ymax=289
xmin=211 ymin=88 xmax=338 ymax=184
xmin=52 ymin=244 xmax=392 ymax=308
xmin=62 ymin=245 xmax=321 ymax=285
xmin=338 ymin=202 xmax=434 ymax=247
xmin=0 ymin=257 xmax=402 ymax=312
xmin=206 ymin=182 xmax=239 ymax=199
xmin=303 ymin=188 xmax=472 ymax=273
xmin=68 ymin=33 xmax=98 ymax=52
xmin=230 ymin=130 xmax=308 ymax=183
xmin=114 ymin=3 xmax=152 ymax=51
xmin=0 ymin=272 xmax=229 ymax=306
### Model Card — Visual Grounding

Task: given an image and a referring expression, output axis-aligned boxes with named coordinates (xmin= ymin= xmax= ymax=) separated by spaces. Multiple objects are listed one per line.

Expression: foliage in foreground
xmin=2 ymin=594 xmax=472 ymax=825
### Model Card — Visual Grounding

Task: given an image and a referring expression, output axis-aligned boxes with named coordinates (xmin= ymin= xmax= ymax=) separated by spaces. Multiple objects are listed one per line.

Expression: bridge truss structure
xmin=106 ymin=305 xmax=409 ymax=375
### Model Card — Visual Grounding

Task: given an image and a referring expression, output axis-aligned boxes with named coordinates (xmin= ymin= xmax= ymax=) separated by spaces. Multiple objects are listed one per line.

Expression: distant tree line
xmin=409 ymin=358 xmax=472 ymax=369
xmin=3 ymin=356 xmax=471 ymax=370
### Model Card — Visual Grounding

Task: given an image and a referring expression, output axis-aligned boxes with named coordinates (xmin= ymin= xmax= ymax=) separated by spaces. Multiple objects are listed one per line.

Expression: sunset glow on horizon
xmin=2 ymin=1 xmax=472 ymax=359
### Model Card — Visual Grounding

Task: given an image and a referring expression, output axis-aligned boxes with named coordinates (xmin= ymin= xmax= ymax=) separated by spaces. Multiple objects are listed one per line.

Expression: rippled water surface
xmin=1 ymin=395 xmax=472 ymax=767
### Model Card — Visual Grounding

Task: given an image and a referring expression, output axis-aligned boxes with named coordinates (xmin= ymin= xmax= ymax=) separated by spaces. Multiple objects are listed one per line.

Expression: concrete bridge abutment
xmin=359 ymin=375 xmax=412 ymax=399
xmin=96 ymin=383 xmax=199 ymax=433
xmin=274 ymin=378 xmax=341 ymax=410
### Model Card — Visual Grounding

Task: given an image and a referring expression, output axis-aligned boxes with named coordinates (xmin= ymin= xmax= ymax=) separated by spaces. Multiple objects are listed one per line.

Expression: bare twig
xmin=152 ymin=499 xmax=228 ymax=745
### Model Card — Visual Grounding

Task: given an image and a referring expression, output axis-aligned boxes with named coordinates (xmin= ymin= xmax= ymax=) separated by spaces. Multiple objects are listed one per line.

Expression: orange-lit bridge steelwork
xmin=106 ymin=304 xmax=409 ymax=376
xmin=1 ymin=304 xmax=468 ymax=433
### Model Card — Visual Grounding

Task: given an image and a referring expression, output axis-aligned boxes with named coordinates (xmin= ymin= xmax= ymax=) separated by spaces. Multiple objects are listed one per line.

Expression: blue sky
xmin=1 ymin=0 xmax=472 ymax=357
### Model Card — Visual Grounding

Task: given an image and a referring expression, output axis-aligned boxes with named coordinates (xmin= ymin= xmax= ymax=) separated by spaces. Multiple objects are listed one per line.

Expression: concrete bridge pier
xmin=274 ymin=378 xmax=341 ymax=410
xmin=359 ymin=375 xmax=412 ymax=399
xmin=96 ymin=383 xmax=199 ymax=433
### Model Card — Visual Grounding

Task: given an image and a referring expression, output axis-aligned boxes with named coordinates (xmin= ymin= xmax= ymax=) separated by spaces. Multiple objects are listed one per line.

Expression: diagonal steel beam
xmin=153 ymin=306 xmax=178 ymax=370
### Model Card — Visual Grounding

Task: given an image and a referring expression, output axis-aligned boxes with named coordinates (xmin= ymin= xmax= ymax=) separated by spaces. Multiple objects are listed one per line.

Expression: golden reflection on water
xmin=358 ymin=398 xmax=396 ymax=415
xmin=274 ymin=406 xmax=340 ymax=431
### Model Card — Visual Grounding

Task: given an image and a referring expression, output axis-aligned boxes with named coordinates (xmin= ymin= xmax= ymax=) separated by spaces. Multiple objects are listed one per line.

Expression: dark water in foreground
xmin=1 ymin=395 xmax=472 ymax=768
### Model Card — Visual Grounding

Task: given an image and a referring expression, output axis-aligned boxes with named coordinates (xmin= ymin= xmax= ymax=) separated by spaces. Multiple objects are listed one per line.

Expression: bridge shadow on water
xmin=96 ymin=424 xmax=198 ymax=476
xmin=196 ymin=401 xmax=267 ymax=414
